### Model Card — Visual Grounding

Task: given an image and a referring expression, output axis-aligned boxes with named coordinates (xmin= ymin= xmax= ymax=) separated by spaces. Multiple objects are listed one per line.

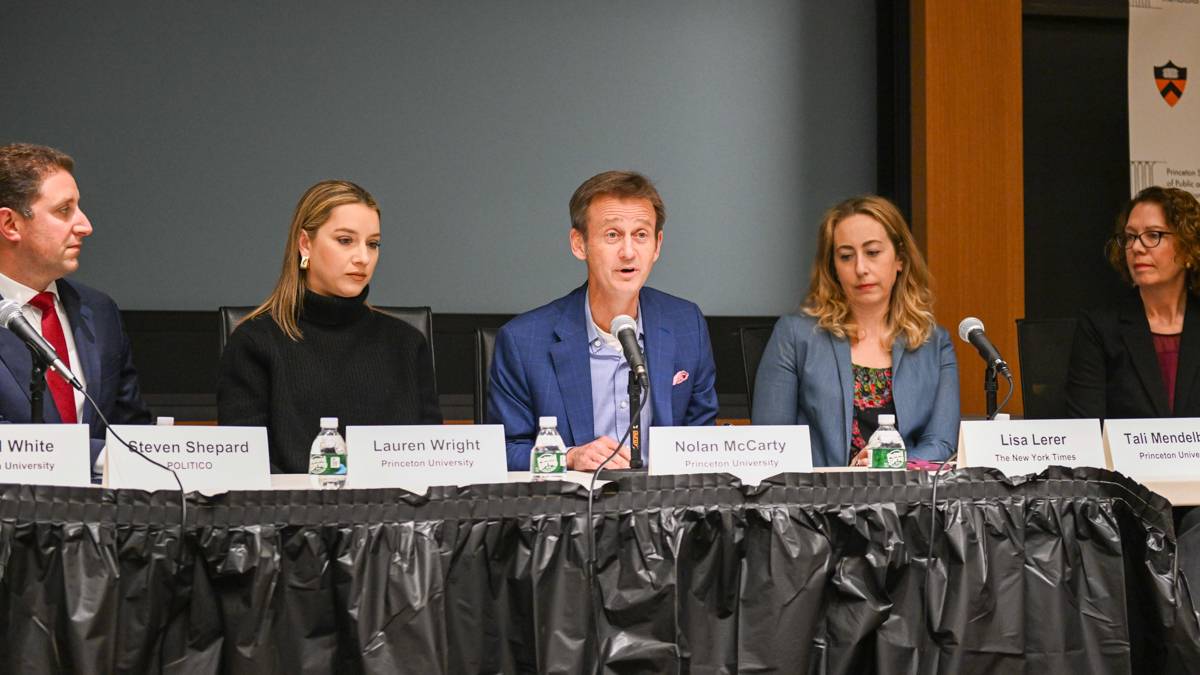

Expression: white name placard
xmin=958 ymin=418 xmax=1105 ymax=476
xmin=105 ymin=425 xmax=271 ymax=494
xmin=0 ymin=424 xmax=91 ymax=487
xmin=648 ymin=425 xmax=812 ymax=483
xmin=344 ymin=424 xmax=507 ymax=492
xmin=1103 ymin=418 xmax=1200 ymax=481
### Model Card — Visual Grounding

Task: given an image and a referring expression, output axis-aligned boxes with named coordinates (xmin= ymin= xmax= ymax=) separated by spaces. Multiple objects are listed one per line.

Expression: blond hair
xmin=803 ymin=195 xmax=936 ymax=349
xmin=244 ymin=180 xmax=380 ymax=340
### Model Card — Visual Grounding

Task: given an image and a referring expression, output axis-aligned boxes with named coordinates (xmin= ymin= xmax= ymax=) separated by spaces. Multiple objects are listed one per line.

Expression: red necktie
xmin=27 ymin=292 xmax=77 ymax=424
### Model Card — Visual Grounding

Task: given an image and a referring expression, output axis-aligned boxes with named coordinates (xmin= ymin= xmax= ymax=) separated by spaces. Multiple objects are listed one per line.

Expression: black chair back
xmin=219 ymin=306 xmax=434 ymax=371
xmin=474 ymin=328 xmax=497 ymax=424
xmin=1015 ymin=317 xmax=1077 ymax=419
xmin=218 ymin=307 xmax=254 ymax=354
xmin=739 ymin=324 xmax=776 ymax=418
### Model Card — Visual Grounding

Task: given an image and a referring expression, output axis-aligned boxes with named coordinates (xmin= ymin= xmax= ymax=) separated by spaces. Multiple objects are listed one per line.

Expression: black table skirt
xmin=0 ymin=467 xmax=1196 ymax=674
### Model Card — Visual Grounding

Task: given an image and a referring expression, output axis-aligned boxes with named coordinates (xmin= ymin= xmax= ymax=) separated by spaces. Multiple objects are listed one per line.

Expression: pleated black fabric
xmin=0 ymin=468 xmax=1196 ymax=674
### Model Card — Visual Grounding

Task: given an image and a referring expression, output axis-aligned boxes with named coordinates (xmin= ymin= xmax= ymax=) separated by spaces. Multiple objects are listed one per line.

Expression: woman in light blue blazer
xmin=752 ymin=195 xmax=959 ymax=467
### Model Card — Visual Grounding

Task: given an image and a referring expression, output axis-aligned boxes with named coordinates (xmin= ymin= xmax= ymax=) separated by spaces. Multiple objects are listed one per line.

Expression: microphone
xmin=957 ymin=317 xmax=1011 ymax=376
xmin=0 ymin=299 xmax=83 ymax=389
xmin=610 ymin=314 xmax=649 ymax=385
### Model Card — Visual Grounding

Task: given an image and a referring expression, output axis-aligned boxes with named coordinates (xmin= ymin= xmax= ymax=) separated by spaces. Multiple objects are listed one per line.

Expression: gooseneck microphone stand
xmin=28 ymin=345 xmax=48 ymax=423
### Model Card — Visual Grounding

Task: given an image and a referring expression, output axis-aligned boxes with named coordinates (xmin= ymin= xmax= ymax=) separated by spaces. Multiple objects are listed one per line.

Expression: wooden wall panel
xmin=911 ymin=0 xmax=1025 ymax=416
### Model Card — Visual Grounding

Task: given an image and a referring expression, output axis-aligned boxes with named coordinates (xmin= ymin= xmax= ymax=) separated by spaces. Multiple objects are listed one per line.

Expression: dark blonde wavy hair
xmin=243 ymin=180 xmax=380 ymax=341
xmin=803 ymin=195 xmax=937 ymax=349
xmin=1105 ymin=185 xmax=1200 ymax=292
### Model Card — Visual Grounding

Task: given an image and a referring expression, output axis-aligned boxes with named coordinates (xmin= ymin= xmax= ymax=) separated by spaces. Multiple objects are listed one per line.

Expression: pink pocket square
xmin=672 ymin=370 xmax=689 ymax=386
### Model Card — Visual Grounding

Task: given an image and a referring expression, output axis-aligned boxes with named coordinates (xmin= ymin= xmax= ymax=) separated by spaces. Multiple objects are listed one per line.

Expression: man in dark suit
xmin=489 ymin=171 xmax=718 ymax=470
xmin=0 ymin=143 xmax=150 ymax=471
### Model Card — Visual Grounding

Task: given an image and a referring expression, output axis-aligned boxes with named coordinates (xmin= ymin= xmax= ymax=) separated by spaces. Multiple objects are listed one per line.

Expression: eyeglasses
xmin=1113 ymin=231 xmax=1172 ymax=249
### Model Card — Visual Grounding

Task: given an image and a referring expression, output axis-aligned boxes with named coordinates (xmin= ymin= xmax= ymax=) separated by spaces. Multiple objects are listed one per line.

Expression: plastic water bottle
xmin=867 ymin=414 xmax=907 ymax=469
xmin=309 ymin=417 xmax=348 ymax=488
xmin=530 ymin=416 xmax=567 ymax=481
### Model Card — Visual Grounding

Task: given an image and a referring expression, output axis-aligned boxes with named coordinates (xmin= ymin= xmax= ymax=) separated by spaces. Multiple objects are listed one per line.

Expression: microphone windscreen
xmin=610 ymin=314 xmax=637 ymax=336
xmin=0 ymin=299 xmax=23 ymax=328
xmin=957 ymin=316 xmax=985 ymax=343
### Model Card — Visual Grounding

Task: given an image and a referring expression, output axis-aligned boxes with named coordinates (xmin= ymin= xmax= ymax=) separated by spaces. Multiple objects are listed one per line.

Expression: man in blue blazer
xmin=0 ymin=143 xmax=150 ymax=471
xmin=489 ymin=171 xmax=718 ymax=470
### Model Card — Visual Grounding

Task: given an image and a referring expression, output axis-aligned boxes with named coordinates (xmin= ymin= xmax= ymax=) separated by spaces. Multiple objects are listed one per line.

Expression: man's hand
xmin=566 ymin=435 xmax=630 ymax=471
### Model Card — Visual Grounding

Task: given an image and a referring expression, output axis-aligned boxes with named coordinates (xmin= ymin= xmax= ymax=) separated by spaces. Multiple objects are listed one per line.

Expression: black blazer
xmin=1066 ymin=291 xmax=1200 ymax=418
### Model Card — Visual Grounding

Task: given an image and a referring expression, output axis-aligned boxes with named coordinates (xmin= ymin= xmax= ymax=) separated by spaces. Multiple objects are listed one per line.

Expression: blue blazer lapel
xmin=831 ymin=332 xmax=854 ymax=454
xmin=890 ymin=337 xmax=908 ymax=431
xmin=549 ymin=288 xmax=593 ymax=446
xmin=641 ymin=292 xmax=674 ymax=427
xmin=57 ymin=282 xmax=98 ymax=426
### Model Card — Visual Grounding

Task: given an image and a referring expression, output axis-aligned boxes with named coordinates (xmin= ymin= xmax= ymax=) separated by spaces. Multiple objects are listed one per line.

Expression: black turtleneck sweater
xmin=217 ymin=289 xmax=442 ymax=473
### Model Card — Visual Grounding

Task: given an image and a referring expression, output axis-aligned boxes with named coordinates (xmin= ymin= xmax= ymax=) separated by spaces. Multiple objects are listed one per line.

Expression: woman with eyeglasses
xmin=1066 ymin=186 xmax=1200 ymax=418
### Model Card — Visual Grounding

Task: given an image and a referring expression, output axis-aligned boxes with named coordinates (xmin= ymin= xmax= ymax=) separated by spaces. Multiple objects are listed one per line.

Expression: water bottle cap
xmin=320 ymin=417 xmax=339 ymax=428
xmin=155 ymin=416 xmax=175 ymax=426
xmin=878 ymin=414 xmax=895 ymax=425
xmin=538 ymin=416 xmax=557 ymax=428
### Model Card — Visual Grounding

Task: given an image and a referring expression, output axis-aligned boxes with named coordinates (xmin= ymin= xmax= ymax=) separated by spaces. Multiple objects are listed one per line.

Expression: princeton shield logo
xmin=1154 ymin=60 xmax=1187 ymax=107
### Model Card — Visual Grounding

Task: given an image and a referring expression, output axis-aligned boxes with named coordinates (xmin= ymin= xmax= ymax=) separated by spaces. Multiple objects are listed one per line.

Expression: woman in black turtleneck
xmin=217 ymin=180 xmax=441 ymax=473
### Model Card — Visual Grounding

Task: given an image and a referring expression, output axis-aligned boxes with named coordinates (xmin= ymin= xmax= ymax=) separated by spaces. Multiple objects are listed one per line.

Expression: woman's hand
xmin=850 ymin=448 xmax=870 ymax=467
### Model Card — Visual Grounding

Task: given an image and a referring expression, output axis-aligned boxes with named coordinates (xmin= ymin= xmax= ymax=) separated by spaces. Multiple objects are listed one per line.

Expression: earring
xmin=300 ymin=255 xmax=309 ymax=270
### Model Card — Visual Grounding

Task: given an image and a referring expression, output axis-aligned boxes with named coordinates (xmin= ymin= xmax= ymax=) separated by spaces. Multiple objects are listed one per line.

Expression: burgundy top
xmin=1152 ymin=332 xmax=1182 ymax=412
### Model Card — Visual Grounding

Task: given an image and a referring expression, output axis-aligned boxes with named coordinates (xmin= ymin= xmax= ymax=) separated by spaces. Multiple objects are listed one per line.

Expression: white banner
xmin=1130 ymin=0 xmax=1200 ymax=197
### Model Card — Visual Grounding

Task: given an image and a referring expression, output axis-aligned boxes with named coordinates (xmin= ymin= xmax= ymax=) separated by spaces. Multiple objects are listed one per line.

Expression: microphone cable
xmin=80 ymin=387 xmax=188 ymax=674
xmin=80 ymin=387 xmax=188 ymax=536
xmin=923 ymin=448 xmax=956 ymax=645
xmin=584 ymin=379 xmax=649 ymax=667
xmin=586 ymin=380 xmax=650 ymax=565
xmin=989 ymin=369 xmax=1015 ymax=420
xmin=925 ymin=368 xmax=1012 ymax=642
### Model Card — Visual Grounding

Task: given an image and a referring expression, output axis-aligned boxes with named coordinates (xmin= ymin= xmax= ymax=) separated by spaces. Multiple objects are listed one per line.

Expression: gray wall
xmin=1 ymin=1 xmax=876 ymax=315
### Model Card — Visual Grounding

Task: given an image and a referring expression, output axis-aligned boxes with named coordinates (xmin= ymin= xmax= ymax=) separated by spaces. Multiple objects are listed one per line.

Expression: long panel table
xmin=0 ymin=467 xmax=1197 ymax=673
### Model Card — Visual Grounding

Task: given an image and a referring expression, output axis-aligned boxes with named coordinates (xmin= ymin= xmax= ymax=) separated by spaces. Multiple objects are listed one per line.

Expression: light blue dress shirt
xmin=584 ymin=294 xmax=653 ymax=451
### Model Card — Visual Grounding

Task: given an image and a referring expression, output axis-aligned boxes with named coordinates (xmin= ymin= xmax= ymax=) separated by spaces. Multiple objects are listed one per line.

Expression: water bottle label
xmin=310 ymin=454 xmax=347 ymax=475
xmin=871 ymin=446 xmax=906 ymax=469
xmin=532 ymin=450 xmax=565 ymax=474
